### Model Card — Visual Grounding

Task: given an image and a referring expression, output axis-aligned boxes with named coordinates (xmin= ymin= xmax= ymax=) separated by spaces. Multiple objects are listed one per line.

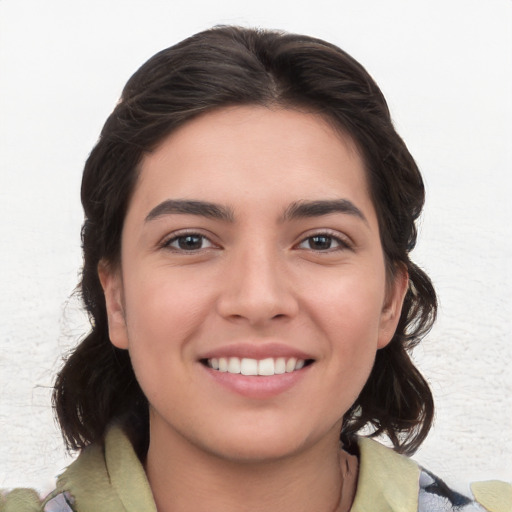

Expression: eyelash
xmin=161 ymin=230 xmax=352 ymax=253
xmin=161 ymin=231 xmax=217 ymax=252
xmin=295 ymin=231 xmax=353 ymax=252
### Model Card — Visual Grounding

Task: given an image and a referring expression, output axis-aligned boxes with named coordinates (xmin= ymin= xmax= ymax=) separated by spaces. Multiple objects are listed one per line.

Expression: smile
xmin=204 ymin=357 xmax=312 ymax=376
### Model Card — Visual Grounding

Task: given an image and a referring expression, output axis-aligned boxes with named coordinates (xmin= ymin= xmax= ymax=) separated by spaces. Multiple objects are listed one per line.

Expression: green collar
xmin=351 ymin=437 xmax=419 ymax=512
xmin=53 ymin=427 xmax=420 ymax=512
xmin=52 ymin=426 xmax=156 ymax=512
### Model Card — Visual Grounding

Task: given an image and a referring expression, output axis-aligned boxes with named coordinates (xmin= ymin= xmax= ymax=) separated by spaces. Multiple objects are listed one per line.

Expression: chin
xmin=205 ymin=434 xmax=308 ymax=464
xmin=195 ymin=418 xmax=338 ymax=465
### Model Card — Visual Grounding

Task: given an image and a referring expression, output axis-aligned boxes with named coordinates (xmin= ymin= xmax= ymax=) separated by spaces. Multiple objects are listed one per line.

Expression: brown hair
xmin=54 ymin=25 xmax=437 ymax=458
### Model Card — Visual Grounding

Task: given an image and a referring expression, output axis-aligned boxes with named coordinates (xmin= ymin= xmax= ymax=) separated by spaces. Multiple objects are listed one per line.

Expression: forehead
xmin=131 ymin=106 xmax=375 ymax=222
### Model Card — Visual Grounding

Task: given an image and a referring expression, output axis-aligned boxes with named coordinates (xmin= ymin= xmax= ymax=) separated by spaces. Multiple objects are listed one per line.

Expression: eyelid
xmin=159 ymin=229 xmax=221 ymax=252
xmin=294 ymin=229 xmax=354 ymax=251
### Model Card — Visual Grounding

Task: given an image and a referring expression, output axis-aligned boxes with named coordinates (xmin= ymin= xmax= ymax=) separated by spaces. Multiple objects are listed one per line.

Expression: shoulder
xmin=0 ymin=488 xmax=74 ymax=511
xmin=2 ymin=432 xmax=510 ymax=511
xmin=418 ymin=468 xmax=512 ymax=512
xmin=1 ymin=426 xmax=156 ymax=512
xmin=351 ymin=436 xmax=512 ymax=512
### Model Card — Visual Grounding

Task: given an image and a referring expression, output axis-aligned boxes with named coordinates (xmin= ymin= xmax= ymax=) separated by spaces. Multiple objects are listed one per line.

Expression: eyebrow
xmin=145 ymin=199 xmax=235 ymax=223
xmin=282 ymin=199 xmax=368 ymax=224
xmin=145 ymin=198 xmax=367 ymax=224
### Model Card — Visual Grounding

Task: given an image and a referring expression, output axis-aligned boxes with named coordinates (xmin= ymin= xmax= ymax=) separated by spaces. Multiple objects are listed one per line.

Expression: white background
xmin=1 ymin=0 xmax=511 ymax=492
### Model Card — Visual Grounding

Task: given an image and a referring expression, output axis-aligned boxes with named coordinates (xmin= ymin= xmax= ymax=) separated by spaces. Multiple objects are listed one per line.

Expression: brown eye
xmin=165 ymin=234 xmax=214 ymax=251
xmin=297 ymin=233 xmax=350 ymax=252
xmin=308 ymin=235 xmax=333 ymax=250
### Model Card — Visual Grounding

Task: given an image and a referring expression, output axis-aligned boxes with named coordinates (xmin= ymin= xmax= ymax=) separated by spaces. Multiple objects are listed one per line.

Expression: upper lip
xmin=198 ymin=342 xmax=315 ymax=361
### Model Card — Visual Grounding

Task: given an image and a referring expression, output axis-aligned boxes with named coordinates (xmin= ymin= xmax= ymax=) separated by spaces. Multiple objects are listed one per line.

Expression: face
xmin=100 ymin=106 xmax=407 ymax=463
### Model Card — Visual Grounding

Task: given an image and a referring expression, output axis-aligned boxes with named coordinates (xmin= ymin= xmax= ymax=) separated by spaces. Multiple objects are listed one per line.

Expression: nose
xmin=216 ymin=245 xmax=299 ymax=326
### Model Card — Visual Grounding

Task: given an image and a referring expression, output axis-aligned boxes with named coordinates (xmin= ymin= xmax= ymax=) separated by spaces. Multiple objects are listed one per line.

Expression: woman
xmin=2 ymin=26 xmax=509 ymax=512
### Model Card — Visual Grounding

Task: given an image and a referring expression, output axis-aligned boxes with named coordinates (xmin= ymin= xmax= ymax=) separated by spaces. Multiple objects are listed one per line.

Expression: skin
xmin=99 ymin=106 xmax=408 ymax=512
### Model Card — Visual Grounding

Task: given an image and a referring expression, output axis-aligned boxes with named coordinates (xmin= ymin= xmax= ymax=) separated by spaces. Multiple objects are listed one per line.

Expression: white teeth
xmin=240 ymin=358 xmax=258 ymax=376
xmin=228 ymin=357 xmax=241 ymax=374
xmin=285 ymin=357 xmax=297 ymax=373
xmin=274 ymin=357 xmax=286 ymax=374
xmin=258 ymin=358 xmax=275 ymax=376
xmin=218 ymin=357 xmax=228 ymax=372
xmin=206 ymin=356 xmax=307 ymax=376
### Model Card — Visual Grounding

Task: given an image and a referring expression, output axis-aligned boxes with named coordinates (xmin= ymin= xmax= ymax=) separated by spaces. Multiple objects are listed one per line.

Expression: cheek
xmin=120 ymin=277 xmax=205 ymax=406
xmin=309 ymin=267 xmax=386 ymax=337
xmin=120 ymin=271 xmax=216 ymax=379
xmin=124 ymin=268 xmax=209 ymax=329
xmin=305 ymin=266 xmax=387 ymax=395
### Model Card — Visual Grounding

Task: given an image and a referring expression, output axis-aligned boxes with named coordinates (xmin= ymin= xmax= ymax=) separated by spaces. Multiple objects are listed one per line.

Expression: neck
xmin=145 ymin=420 xmax=356 ymax=512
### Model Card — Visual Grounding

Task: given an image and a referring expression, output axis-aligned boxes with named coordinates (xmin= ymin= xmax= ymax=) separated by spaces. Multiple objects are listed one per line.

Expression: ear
xmin=98 ymin=260 xmax=129 ymax=350
xmin=377 ymin=264 xmax=409 ymax=349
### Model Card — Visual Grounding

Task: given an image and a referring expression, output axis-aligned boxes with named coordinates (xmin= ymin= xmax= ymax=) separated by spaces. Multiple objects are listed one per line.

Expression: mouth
xmin=201 ymin=357 xmax=314 ymax=376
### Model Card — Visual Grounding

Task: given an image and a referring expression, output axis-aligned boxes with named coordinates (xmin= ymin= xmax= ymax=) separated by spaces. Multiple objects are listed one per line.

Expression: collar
xmin=350 ymin=437 xmax=419 ymax=512
xmin=54 ymin=427 xmax=420 ymax=512
xmin=52 ymin=426 xmax=156 ymax=512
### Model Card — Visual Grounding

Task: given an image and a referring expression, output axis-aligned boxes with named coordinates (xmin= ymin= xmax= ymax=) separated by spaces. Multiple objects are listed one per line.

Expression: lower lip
xmin=202 ymin=364 xmax=312 ymax=399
